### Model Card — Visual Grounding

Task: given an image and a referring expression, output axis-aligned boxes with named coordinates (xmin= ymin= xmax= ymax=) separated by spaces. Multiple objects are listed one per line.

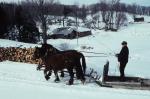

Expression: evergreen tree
xmin=15 ymin=5 xmax=39 ymax=43
xmin=0 ymin=5 xmax=9 ymax=38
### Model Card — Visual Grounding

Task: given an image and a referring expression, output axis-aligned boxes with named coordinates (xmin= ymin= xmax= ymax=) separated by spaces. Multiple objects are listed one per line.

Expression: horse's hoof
xmin=66 ymin=82 xmax=73 ymax=85
xmin=54 ymin=80 xmax=60 ymax=83
xmin=36 ymin=68 xmax=39 ymax=71
xmin=54 ymin=78 xmax=60 ymax=82
xmin=45 ymin=76 xmax=50 ymax=80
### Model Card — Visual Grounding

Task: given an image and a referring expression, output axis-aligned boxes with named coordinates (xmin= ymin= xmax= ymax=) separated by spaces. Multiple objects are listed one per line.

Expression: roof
xmin=52 ymin=27 xmax=76 ymax=35
xmin=52 ymin=27 xmax=91 ymax=35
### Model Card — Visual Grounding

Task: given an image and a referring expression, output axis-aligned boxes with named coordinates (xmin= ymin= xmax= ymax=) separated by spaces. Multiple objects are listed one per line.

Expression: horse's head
xmin=41 ymin=43 xmax=53 ymax=49
xmin=33 ymin=47 xmax=43 ymax=59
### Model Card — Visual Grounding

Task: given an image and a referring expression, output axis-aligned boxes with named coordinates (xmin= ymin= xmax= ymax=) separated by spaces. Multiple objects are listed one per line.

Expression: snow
xmin=1 ymin=61 xmax=150 ymax=99
xmin=1 ymin=16 xmax=150 ymax=98
xmin=0 ymin=39 xmax=39 ymax=48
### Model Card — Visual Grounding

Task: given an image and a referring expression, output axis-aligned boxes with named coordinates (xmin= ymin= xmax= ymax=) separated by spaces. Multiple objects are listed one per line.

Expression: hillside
xmin=1 ymin=17 xmax=150 ymax=98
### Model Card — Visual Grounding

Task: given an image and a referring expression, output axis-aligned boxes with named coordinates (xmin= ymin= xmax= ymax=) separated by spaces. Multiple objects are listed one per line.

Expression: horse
xmin=35 ymin=43 xmax=78 ymax=77
xmin=34 ymin=43 xmax=86 ymax=76
xmin=35 ymin=44 xmax=59 ymax=70
xmin=33 ymin=45 xmax=86 ymax=85
xmin=35 ymin=43 xmax=60 ymax=69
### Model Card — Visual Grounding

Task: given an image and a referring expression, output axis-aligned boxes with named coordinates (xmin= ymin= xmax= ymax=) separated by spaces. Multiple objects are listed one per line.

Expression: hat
xmin=121 ymin=41 xmax=127 ymax=45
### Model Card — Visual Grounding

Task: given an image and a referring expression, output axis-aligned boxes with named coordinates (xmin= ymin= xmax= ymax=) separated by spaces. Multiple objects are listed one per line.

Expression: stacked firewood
xmin=0 ymin=47 xmax=41 ymax=64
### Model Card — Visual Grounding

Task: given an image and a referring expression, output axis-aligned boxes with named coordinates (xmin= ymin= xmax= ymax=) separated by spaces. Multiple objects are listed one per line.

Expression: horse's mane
xmin=41 ymin=43 xmax=60 ymax=56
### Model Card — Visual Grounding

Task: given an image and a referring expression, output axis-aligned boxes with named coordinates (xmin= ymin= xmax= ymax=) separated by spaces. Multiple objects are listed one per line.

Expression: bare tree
xmin=92 ymin=14 xmax=101 ymax=29
xmin=115 ymin=12 xmax=127 ymax=29
xmin=26 ymin=0 xmax=55 ymax=44
xmin=73 ymin=2 xmax=79 ymax=28
xmin=113 ymin=0 xmax=127 ymax=30
xmin=100 ymin=0 xmax=126 ymax=31
xmin=103 ymin=0 xmax=120 ymax=30
xmin=80 ymin=4 xmax=88 ymax=23
xmin=99 ymin=0 xmax=109 ymax=30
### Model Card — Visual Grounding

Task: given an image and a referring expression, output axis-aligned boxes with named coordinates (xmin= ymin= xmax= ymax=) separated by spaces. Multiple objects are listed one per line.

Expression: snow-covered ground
xmin=0 ymin=61 xmax=150 ymax=99
xmin=1 ymin=20 xmax=150 ymax=98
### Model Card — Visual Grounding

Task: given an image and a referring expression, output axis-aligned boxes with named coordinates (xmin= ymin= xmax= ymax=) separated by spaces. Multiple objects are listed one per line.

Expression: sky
xmin=0 ymin=0 xmax=150 ymax=6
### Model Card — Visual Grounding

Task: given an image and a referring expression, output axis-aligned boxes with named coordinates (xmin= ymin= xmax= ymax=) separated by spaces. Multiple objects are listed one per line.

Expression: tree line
xmin=0 ymin=0 xmax=150 ymax=43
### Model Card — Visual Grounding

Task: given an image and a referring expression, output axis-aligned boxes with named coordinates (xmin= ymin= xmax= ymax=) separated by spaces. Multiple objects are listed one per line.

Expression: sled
xmin=95 ymin=61 xmax=150 ymax=90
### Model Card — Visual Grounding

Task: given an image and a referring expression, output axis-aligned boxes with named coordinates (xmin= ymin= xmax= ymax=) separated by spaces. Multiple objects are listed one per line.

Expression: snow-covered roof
xmin=52 ymin=27 xmax=76 ymax=35
xmin=52 ymin=27 xmax=91 ymax=35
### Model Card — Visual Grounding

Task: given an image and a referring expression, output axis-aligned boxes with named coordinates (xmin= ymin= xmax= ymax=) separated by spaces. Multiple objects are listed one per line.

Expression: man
xmin=116 ymin=41 xmax=129 ymax=81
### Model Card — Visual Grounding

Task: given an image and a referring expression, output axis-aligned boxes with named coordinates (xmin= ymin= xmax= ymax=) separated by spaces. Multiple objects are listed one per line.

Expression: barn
xmin=48 ymin=27 xmax=92 ymax=39
xmin=134 ymin=17 xmax=144 ymax=22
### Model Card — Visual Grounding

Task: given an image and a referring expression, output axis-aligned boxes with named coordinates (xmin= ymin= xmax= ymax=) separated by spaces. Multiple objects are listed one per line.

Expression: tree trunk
xmin=42 ymin=16 xmax=47 ymax=44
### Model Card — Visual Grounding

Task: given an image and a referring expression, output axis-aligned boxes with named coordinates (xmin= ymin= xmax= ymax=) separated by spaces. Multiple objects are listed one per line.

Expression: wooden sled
xmin=95 ymin=61 xmax=150 ymax=90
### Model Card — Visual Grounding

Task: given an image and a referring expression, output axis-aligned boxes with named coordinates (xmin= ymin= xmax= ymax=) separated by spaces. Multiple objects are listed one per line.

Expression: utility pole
xmin=74 ymin=2 xmax=79 ymax=46
xmin=76 ymin=11 xmax=78 ymax=46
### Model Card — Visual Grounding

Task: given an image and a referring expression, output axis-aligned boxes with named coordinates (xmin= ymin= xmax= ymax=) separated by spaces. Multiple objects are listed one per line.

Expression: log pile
xmin=0 ymin=47 xmax=41 ymax=64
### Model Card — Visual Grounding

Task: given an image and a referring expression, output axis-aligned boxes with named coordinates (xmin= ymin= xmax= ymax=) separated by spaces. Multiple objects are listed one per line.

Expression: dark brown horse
xmin=35 ymin=44 xmax=60 ymax=70
xmin=35 ymin=43 xmax=83 ymax=78
xmin=33 ymin=45 xmax=86 ymax=85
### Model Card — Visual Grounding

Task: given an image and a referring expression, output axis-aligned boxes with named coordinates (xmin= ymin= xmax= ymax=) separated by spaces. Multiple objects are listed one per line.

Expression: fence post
xmin=102 ymin=61 xmax=109 ymax=83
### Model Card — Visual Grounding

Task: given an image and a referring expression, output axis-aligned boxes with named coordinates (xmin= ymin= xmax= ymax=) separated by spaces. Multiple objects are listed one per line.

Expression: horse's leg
xmin=37 ymin=59 xmax=44 ymax=71
xmin=60 ymin=70 xmax=64 ymax=77
xmin=74 ymin=59 xmax=81 ymax=79
xmin=67 ymin=68 xmax=74 ymax=85
xmin=75 ymin=66 xmax=80 ymax=79
xmin=44 ymin=68 xmax=50 ymax=80
xmin=54 ymin=70 xmax=60 ymax=82
xmin=77 ymin=64 xmax=86 ymax=84
xmin=37 ymin=64 xmax=42 ymax=70
xmin=47 ymin=70 xmax=52 ymax=77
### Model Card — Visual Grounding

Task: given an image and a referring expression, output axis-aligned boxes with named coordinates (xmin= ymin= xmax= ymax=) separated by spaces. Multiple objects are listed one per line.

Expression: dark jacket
xmin=117 ymin=46 xmax=129 ymax=63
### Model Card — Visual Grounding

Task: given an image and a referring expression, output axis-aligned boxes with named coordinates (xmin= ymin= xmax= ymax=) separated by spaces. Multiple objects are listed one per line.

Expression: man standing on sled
xmin=116 ymin=41 xmax=129 ymax=81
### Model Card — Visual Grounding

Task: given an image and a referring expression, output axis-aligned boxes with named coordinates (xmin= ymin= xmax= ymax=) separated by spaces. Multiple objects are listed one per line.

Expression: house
xmin=134 ymin=17 xmax=144 ymax=22
xmin=48 ymin=27 xmax=92 ymax=39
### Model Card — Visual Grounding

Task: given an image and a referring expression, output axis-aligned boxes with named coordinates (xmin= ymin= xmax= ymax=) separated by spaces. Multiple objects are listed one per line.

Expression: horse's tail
xmin=80 ymin=53 xmax=86 ymax=75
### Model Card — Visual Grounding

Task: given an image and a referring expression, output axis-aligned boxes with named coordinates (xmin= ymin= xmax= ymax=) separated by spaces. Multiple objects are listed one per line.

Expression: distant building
xmin=134 ymin=17 xmax=144 ymax=22
xmin=48 ymin=27 xmax=92 ymax=39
